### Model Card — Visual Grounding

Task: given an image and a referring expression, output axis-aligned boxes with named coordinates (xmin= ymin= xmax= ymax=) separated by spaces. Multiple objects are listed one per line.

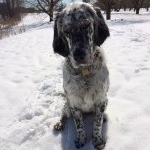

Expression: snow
xmin=0 ymin=10 xmax=150 ymax=150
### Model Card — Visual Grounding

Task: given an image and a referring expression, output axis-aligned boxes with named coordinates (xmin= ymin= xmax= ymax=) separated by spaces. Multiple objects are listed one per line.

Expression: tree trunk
xmin=49 ymin=0 xmax=53 ymax=22
xmin=12 ymin=0 xmax=15 ymax=11
xmin=124 ymin=6 xmax=126 ymax=11
xmin=50 ymin=16 xmax=53 ymax=22
xmin=49 ymin=11 xmax=53 ymax=22
xmin=106 ymin=8 xmax=111 ymax=20
xmin=146 ymin=7 xmax=149 ymax=11
xmin=136 ymin=8 xmax=140 ymax=14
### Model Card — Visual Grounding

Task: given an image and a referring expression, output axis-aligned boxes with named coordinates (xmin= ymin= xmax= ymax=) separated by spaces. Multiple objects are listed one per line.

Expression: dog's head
xmin=53 ymin=2 xmax=109 ymax=68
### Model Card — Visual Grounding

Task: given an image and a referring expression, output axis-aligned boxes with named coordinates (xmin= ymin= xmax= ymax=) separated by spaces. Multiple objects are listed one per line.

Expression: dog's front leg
xmin=71 ymin=107 xmax=86 ymax=149
xmin=54 ymin=101 xmax=70 ymax=131
xmin=92 ymin=102 xmax=107 ymax=150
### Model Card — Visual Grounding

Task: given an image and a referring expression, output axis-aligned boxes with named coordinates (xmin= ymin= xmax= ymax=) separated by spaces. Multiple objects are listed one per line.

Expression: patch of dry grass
xmin=0 ymin=14 xmax=26 ymax=39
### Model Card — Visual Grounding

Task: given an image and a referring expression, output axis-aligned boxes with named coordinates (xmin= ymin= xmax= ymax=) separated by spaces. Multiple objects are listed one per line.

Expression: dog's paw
xmin=75 ymin=136 xmax=86 ymax=149
xmin=92 ymin=136 xmax=106 ymax=150
xmin=54 ymin=121 xmax=64 ymax=131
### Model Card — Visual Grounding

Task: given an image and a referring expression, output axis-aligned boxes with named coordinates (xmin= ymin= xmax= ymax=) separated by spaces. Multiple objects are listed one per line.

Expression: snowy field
xmin=0 ymin=9 xmax=150 ymax=150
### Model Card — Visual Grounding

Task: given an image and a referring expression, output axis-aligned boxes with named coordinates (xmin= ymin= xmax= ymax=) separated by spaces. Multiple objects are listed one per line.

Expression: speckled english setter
xmin=53 ymin=2 xmax=110 ymax=150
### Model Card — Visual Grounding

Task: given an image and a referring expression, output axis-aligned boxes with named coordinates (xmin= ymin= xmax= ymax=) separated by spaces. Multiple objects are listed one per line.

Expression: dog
xmin=53 ymin=2 xmax=110 ymax=149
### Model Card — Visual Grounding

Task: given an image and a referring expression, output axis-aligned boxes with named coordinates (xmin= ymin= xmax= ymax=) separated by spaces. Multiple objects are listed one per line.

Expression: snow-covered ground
xmin=0 ymin=10 xmax=150 ymax=150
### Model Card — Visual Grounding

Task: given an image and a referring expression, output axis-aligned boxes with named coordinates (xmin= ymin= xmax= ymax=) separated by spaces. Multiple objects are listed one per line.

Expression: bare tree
xmin=97 ymin=0 xmax=119 ymax=20
xmin=3 ymin=0 xmax=24 ymax=19
xmin=6 ymin=0 xmax=14 ymax=17
xmin=132 ymin=0 xmax=145 ymax=14
xmin=144 ymin=0 xmax=150 ymax=11
xmin=95 ymin=0 xmax=149 ymax=13
xmin=0 ymin=2 xmax=9 ymax=19
xmin=29 ymin=0 xmax=63 ymax=22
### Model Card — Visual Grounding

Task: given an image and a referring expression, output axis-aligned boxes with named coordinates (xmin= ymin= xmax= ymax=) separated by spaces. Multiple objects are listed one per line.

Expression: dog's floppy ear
xmin=94 ymin=7 xmax=110 ymax=46
xmin=53 ymin=15 xmax=69 ymax=57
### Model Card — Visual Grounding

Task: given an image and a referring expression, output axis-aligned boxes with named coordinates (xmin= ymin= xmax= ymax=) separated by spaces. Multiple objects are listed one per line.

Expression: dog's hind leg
xmin=71 ymin=107 xmax=86 ymax=149
xmin=54 ymin=102 xmax=70 ymax=131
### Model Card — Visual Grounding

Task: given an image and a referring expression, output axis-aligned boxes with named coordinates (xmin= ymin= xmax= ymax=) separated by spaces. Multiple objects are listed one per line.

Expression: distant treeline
xmin=91 ymin=0 xmax=150 ymax=20
xmin=93 ymin=0 xmax=149 ymax=11
xmin=0 ymin=0 xmax=150 ymax=22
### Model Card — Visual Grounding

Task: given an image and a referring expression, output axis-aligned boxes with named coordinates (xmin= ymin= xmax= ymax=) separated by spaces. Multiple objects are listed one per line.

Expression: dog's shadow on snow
xmin=54 ymin=113 xmax=108 ymax=150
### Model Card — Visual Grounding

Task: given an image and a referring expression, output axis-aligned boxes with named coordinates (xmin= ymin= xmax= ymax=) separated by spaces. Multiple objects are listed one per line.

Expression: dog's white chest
xmin=65 ymin=77 xmax=104 ymax=112
xmin=80 ymin=90 xmax=97 ymax=112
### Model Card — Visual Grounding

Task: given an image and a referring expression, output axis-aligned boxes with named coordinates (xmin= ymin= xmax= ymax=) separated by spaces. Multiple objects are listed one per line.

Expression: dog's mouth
xmin=73 ymin=64 xmax=90 ymax=69
xmin=72 ymin=59 xmax=91 ymax=69
xmin=78 ymin=63 xmax=91 ymax=68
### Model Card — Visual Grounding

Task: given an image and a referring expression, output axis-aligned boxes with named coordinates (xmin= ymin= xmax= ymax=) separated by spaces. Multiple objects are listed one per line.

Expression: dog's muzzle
xmin=73 ymin=49 xmax=86 ymax=64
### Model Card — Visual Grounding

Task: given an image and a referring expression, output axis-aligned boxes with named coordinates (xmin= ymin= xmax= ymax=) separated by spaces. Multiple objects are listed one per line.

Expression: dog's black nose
xmin=73 ymin=50 xmax=86 ymax=63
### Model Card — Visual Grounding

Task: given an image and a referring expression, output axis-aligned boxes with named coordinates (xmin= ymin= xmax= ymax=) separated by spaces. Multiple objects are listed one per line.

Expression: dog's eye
xmin=63 ymin=28 xmax=70 ymax=36
xmin=81 ymin=19 xmax=91 ymax=28
xmin=65 ymin=31 xmax=70 ymax=36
